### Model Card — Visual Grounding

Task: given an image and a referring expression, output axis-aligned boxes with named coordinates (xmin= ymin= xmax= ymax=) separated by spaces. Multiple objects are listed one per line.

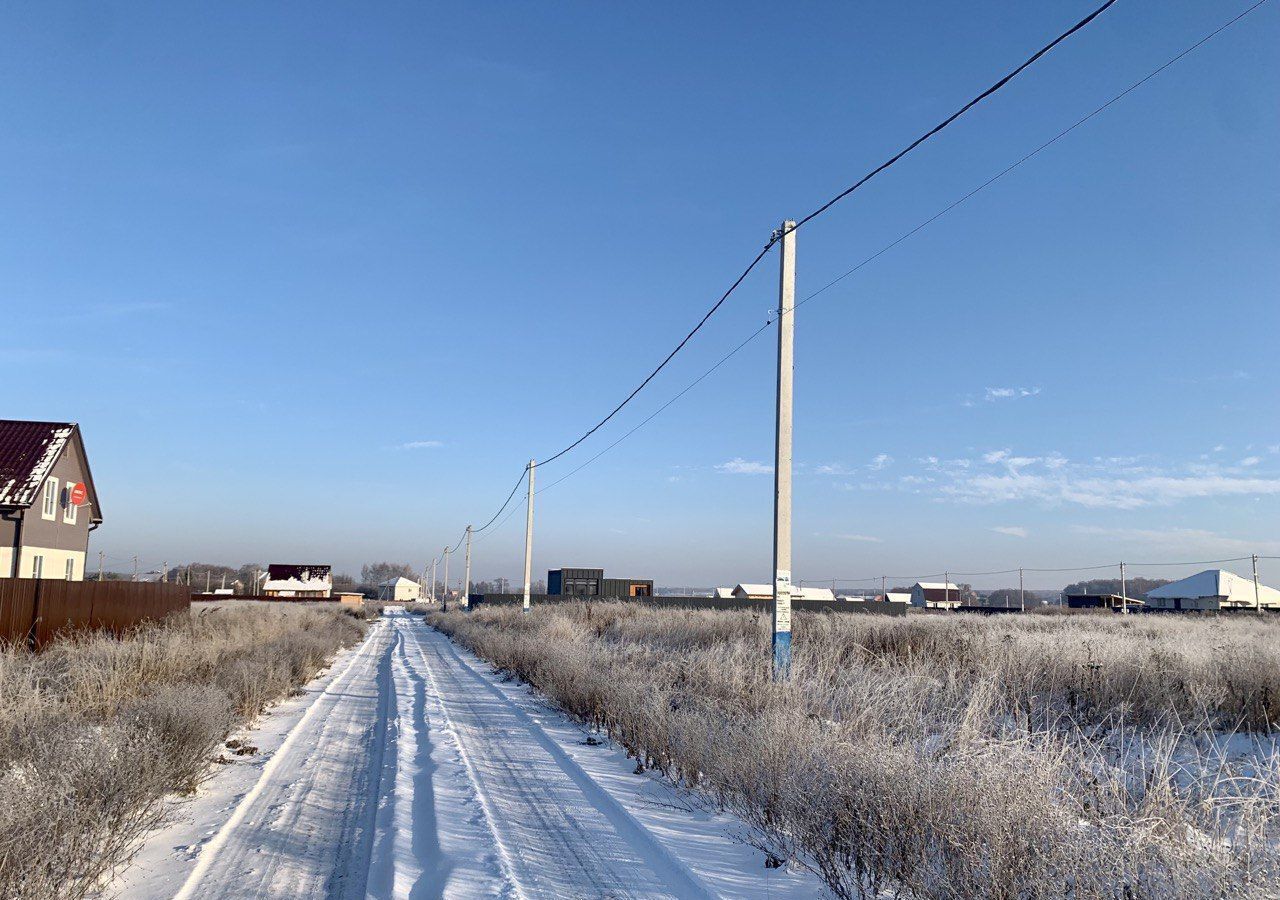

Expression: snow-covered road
xmin=114 ymin=610 xmax=823 ymax=899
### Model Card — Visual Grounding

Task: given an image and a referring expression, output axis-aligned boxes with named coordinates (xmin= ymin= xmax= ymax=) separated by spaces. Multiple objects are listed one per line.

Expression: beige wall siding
xmin=17 ymin=546 xmax=86 ymax=581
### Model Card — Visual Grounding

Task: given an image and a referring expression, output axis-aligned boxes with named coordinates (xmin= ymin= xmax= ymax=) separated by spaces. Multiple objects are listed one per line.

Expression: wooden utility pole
xmin=771 ymin=220 xmax=796 ymax=680
xmin=462 ymin=526 xmax=472 ymax=609
xmin=441 ymin=546 xmax=450 ymax=611
xmin=1120 ymin=561 xmax=1128 ymax=614
xmin=523 ymin=460 xmax=536 ymax=613
xmin=1253 ymin=554 xmax=1262 ymax=612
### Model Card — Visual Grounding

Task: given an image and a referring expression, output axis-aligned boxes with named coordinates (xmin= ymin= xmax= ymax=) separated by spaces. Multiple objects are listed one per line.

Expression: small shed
xmin=334 ymin=591 xmax=365 ymax=608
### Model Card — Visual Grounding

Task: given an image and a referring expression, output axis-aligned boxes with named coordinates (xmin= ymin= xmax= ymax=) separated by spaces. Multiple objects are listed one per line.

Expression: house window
xmin=32 ymin=555 xmax=44 ymax=579
xmin=42 ymin=477 xmax=58 ymax=520
xmin=64 ymin=482 xmax=78 ymax=525
xmin=65 ymin=558 xmax=75 ymax=581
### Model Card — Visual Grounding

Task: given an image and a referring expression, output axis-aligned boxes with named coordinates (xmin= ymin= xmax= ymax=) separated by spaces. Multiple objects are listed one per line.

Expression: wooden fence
xmin=0 ymin=579 xmax=191 ymax=648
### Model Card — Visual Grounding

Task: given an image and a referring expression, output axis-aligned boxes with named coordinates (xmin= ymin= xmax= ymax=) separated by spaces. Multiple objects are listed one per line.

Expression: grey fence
xmin=465 ymin=593 xmax=906 ymax=617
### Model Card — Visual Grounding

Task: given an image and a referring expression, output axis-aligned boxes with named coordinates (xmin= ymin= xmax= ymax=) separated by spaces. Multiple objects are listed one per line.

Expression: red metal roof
xmin=0 ymin=419 xmax=77 ymax=508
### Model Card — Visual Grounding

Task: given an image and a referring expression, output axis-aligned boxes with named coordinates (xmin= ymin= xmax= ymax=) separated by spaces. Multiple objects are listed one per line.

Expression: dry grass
xmin=429 ymin=604 xmax=1280 ymax=899
xmin=0 ymin=603 xmax=365 ymax=900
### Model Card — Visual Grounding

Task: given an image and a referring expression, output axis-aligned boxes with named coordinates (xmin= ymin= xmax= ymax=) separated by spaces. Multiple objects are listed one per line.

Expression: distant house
xmin=881 ymin=591 xmax=912 ymax=605
xmin=712 ymin=587 xmax=735 ymax=599
xmin=731 ymin=583 xmax=773 ymax=600
xmin=547 ymin=568 xmax=653 ymax=598
xmin=263 ymin=564 xmax=332 ymax=598
xmin=910 ymin=581 xmax=962 ymax=609
xmin=379 ymin=576 xmax=421 ymax=603
xmin=1145 ymin=569 xmax=1280 ymax=611
xmin=0 ymin=420 xmax=103 ymax=581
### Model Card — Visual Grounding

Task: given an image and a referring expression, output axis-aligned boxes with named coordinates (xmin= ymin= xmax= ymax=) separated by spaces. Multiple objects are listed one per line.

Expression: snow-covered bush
xmin=429 ymin=603 xmax=1280 ymax=899
xmin=0 ymin=603 xmax=365 ymax=899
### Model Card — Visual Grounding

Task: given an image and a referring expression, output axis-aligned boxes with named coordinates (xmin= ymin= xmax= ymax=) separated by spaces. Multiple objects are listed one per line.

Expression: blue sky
xmin=4 ymin=2 xmax=1277 ymax=589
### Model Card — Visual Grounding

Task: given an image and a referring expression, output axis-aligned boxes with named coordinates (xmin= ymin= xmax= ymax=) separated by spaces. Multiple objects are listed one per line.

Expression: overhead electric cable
xmin=442 ymin=0 xmax=1270 ymax=552
xmin=531 ymin=0 xmax=1118 ymax=471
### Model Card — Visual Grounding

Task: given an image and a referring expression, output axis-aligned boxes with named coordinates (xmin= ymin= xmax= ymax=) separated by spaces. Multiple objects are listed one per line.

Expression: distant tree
xmin=1062 ymin=577 xmax=1171 ymax=599
xmin=332 ymin=572 xmax=356 ymax=589
xmin=360 ymin=562 xmax=415 ymax=586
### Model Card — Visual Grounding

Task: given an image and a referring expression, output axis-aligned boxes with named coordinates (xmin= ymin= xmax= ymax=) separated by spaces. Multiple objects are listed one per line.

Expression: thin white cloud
xmin=834 ymin=534 xmax=883 ymax=543
xmin=983 ymin=386 xmax=1040 ymax=402
xmin=1240 ymin=456 xmax=1261 ymax=467
xmin=716 ymin=458 xmax=773 ymax=475
xmin=990 ymin=525 xmax=1028 ymax=538
xmin=869 ymin=453 xmax=893 ymax=471
xmin=1070 ymin=526 xmax=1280 ymax=556
xmin=399 ymin=440 xmax=443 ymax=450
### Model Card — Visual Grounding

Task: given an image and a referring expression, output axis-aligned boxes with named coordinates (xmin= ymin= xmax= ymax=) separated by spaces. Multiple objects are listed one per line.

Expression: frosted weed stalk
xmin=430 ymin=603 xmax=1280 ymax=899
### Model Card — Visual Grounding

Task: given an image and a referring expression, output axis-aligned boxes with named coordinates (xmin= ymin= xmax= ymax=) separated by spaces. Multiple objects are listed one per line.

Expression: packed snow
xmin=109 ymin=610 xmax=823 ymax=899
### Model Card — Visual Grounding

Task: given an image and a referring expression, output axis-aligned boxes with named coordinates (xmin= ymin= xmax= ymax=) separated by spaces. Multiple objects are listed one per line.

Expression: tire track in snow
xmin=408 ymin=621 xmax=716 ymax=900
xmin=172 ymin=619 xmax=392 ymax=900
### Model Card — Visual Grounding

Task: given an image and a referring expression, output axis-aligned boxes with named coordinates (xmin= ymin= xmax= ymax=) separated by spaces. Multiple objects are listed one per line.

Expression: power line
xmin=785 ymin=0 xmax=1271 ymax=319
xmin=503 ymin=0 xmax=1265 ymax=503
xmin=531 ymin=0 xmax=1117 ymax=471
xmin=790 ymin=0 xmax=1118 ymax=231
xmin=441 ymin=0 xmax=1269 ymax=557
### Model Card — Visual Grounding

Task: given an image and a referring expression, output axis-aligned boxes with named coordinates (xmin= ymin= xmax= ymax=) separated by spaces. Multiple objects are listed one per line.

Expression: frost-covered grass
xmin=429 ymin=604 xmax=1280 ymax=899
xmin=0 ymin=603 xmax=365 ymax=900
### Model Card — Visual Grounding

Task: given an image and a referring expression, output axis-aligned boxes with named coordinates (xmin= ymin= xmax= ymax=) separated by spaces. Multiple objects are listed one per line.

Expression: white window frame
xmin=63 ymin=481 xmax=78 ymax=525
xmin=41 ymin=477 xmax=58 ymax=520
xmin=65 ymin=558 xmax=75 ymax=581
xmin=32 ymin=555 xmax=44 ymax=579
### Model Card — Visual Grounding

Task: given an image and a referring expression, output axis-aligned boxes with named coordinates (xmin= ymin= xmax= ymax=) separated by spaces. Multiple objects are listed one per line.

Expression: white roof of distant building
xmin=914 ymin=581 xmax=960 ymax=591
xmin=1146 ymin=569 xmax=1280 ymax=605
xmin=884 ymin=591 xmax=912 ymax=603
xmin=379 ymin=576 xmax=419 ymax=587
xmin=713 ymin=587 xmax=734 ymax=599
xmin=264 ymin=577 xmax=330 ymax=592
xmin=795 ymin=587 xmax=835 ymax=601
xmin=734 ymin=583 xmax=773 ymax=596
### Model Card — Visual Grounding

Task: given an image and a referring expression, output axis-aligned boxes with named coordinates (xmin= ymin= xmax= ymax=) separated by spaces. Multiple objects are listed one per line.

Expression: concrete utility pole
xmin=1019 ymin=566 xmax=1025 ymax=612
xmin=1253 ymin=553 xmax=1262 ymax=612
xmin=945 ymin=571 xmax=950 ymax=608
xmin=881 ymin=575 xmax=886 ymax=601
xmin=522 ymin=460 xmax=536 ymax=613
xmin=1120 ymin=561 xmax=1128 ymax=614
xmin=771 ymin=220 xmax=797 ymax=680
xmin=132 ymin=556 xmax=139 ymax=581
xmin=98 ymin=550 xmax=105 ymax=582
xmin=430 ymin=557 xmax=437 ymax=604
xmin=205 ymin=570 xmax=211 ymax=592
xmin=441 ymin=546 xmax=451 ymax=611
xmin=461 ymin=526 xmax=472 ymax=609
xmin=162 ymin=561 xmax=168 ymax=583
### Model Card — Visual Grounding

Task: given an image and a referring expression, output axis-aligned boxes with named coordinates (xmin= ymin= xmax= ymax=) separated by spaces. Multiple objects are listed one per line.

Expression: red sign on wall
xmin=68 ymin=482 xmax=87 ymax=506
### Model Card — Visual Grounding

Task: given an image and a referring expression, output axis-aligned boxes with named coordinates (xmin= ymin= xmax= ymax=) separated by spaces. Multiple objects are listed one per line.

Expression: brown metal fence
xmin=0 ymin=579 xmax=191 ymax=648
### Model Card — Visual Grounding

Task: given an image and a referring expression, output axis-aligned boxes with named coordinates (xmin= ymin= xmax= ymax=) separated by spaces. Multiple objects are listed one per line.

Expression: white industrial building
xmin=721 ymin=584 xmax=836 ymax=601
xmin=1145 ymin=569 xmax=1279 ymax=611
